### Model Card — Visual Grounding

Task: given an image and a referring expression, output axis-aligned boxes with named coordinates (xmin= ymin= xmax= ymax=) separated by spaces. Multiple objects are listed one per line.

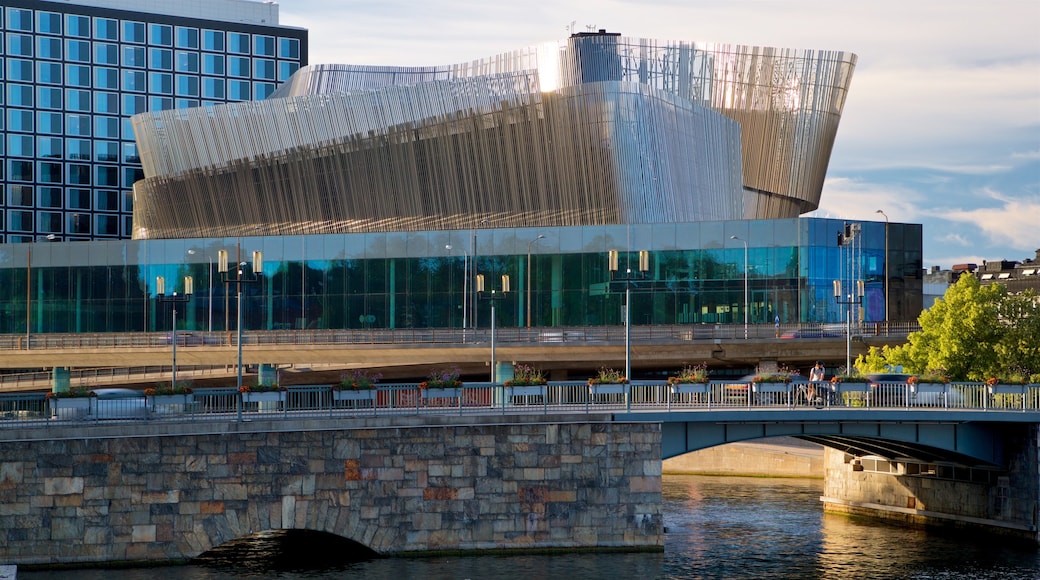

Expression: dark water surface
xmin=22 ymin=475 xmax=1040 ymax=579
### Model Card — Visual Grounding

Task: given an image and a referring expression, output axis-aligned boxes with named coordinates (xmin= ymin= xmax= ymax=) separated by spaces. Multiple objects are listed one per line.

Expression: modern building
xmin=0 ymin=0 xmax=307 ymax=243
xmin=0 ymin=32 xmax=923 ymax=341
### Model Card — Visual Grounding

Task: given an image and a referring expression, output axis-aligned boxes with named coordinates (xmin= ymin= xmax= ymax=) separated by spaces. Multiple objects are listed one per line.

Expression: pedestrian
xmin=807 ymin=361 xmax=826 ymax=405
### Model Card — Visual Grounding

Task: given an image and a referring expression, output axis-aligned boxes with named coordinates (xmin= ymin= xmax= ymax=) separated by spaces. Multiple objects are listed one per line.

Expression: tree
xmin=855 ymin=274 xmax=1039 ymax=381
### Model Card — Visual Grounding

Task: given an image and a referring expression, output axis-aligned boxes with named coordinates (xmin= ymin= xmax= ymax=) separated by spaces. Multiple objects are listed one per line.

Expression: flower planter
xmin=333 ymin=389 xmax=377 ymax=402
xmin=669 ymin=382 xmax=710 ymax=395
xmin=588 ymin=383 xmax=628 ymax=396
xmin=51 ymin=397 xmax=92 ymax=419
xmin=752 ymin=382 xmax=791 ymax=394
xmin=506 ymin=385 xmax=547 ymax=398
xmin=988 ymin=384 xmax=1025 ymax=396
xmin=148 ymin=394 xmax=194 ymax=413
xmin=835 ymin=382 xmax=870 ymax=394
xmin=422 ymin=387 xmax=462 ymax=400
xmin=242 ymin=391 xmax=286 ymax=404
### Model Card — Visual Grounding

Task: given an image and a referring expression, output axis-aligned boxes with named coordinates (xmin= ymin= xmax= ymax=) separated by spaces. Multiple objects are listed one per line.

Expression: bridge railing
xmin=0 ymin=322 xmax=920 ymax=352
xmin=1 ymin=379 xmax=1036 ymax=430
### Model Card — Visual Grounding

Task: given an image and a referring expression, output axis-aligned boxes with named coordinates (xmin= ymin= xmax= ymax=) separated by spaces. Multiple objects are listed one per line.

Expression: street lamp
xmin=472 ymin=217 xmax=489 ymax=329
xmin=445 ymin=244 xmax=468 ymax=329
xmin=477 ymin=274 xmax=510 ymax=383
xmin=156 ymin=276 xmax=193 ymax=389
xmin=834 ymin=279 xmax=865 ymax=373
xmin=526 ymin=234 xmax=544 ymax=328
xmin=875 ymin=209 xmax=889 ymax=325
xmin=609 ymin=249 xmax=649 ymax=382
xmin=218 ymin=248 xmax=263 ymax=420
xmin=730 ymin=235 xmax=749 ymax=339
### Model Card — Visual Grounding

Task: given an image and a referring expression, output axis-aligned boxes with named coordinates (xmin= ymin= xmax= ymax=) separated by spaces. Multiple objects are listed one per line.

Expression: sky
xmin=277 ymin=0 xmax=1040 ymax=270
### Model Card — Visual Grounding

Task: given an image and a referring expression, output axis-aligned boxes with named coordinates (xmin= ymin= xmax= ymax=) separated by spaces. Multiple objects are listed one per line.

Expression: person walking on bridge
xmin=807 ymin=361 xmax=826 ymax=405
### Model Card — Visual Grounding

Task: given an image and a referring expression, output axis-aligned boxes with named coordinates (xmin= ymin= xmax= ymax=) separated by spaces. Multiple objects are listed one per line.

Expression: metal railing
xmin=0 ymin=380 xmax=1034 ymax=431
xmin=0 ymin=322 xmax=919 ymax=352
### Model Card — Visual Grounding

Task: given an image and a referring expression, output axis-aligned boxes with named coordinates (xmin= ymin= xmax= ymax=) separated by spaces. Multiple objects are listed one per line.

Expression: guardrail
xmin=0 ymin=322 xmax=919 ymax=352
xmin=0 ymin=380 xmax=1034 ymax=430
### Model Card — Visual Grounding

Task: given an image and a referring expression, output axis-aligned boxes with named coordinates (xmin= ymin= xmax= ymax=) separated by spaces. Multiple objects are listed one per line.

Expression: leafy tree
xmin=855 ymin=274 xmax=1039 ymax=381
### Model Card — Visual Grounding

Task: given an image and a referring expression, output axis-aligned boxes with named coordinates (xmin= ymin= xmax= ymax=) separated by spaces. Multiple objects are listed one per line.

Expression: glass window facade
xmin=0 ymin=2 xmax=307 ymax=242
xmin=0 ymin=219 xmax=922 ymax=334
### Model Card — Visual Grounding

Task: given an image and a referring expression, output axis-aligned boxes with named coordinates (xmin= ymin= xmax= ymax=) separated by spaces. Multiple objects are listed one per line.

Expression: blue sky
xmin=278 ymin=0 xmax=1040 ymax=269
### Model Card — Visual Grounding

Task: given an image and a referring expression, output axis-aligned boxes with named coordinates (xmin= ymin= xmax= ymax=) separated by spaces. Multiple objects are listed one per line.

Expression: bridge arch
xmin=194 ymin=529 xmax=380 ymax=568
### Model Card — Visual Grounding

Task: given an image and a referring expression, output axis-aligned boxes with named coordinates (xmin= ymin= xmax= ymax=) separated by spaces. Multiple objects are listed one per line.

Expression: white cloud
xmin=814 ymin=177 xmax=924 ymax=223
xmin=936 ymin=233 xmax=972 ymax=247
xmin=935 ymin=189 xmax=1040 ymax=253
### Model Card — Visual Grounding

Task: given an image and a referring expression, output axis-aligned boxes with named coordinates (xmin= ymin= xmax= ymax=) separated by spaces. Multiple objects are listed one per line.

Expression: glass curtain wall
xmin=0 ymin=219 xmax=921 ymax=334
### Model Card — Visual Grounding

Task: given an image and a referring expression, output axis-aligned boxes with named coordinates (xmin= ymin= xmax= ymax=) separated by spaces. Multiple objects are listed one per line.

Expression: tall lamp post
xmin=730 ymin=236 xmax=749 ymax=339
xmin=833 ymin=279 xmax=864 ymax=373
xmin=156 ymin=276 xmax=193 ymax=389
xmin=609 ymin=249 xmax=649 ymax=382
xmin=445 ymin=244 xmax=468 ymax=330
xmin=875 ymin=209 xmax=889 ymax=325
xmin=477 ymin=274 xmax=510 ymax=383
xmin=526 ymin=234 xmax=544 ymax=328
xmin=218 ymin=248 xmax=263 ymax=421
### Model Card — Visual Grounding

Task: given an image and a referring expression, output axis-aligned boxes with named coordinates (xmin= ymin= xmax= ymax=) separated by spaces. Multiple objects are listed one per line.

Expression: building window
xmin=68 ymin=213 xmax=91 ymax=234
xmin=254 ymin=35 xmax=275 ymax=56
xmin=38 ymin=36 xmax=62 ymax=60
xmin=96 ymin=189 xmax=120 ymax=211
xmin=123 ymin=166 xmax=144 ymax=188
xmin=202 ymin=77 xmax=225 ymax=99
xmin=96 ymin=165 xmax=119 ymax=187
xmin=176 ymin=51 xmax=199 ymax=73
xmin=122 ymin=21 xmax=145 ymax=44
xmin=8 ymin=59 xmax=34 ymax=82
xmin=37 ymin=137 xmax=62 ymax=159
xmin=38 ymin=87 xmax=62 ymax=110
xmin=65 ymin=89 xmax=91 ymax=112
xmin=228 ymin=56 xmax=250 ymax=78
xmin=202 ymin=29 xmax=224 ymax=52
xmin=149 ymin=48 xmax=172 ymax=70
xmin=66 ymin=39 xmax=91 ymax=62
xmin=66 ymin=139 xmax=91 ymax=161
xmin=122 ymin=94 xmax=146 ymax=115
xmin=39 ymin=212 xmax=63 ymax=234
xmin=6 ymin=8 xmax=33 ymax=32
xmin=39 ymin=162 xmax=63 ymax=184
xmin=149 ymin=24 xmax=172 ymax=46
xmin=8 ymin=134 xmax=33 ymax=157
xmin=123 ymin=143 xmax=140 ymax=164
xmin=175 ymin=75 xmax=200 ymax=97
xmin=254 ymin=59 xmax=275 ymax=80
xmin=9 ymin=161 xmax=34 ymax=182
xmin=254 ymin=83 xmax=275 ymax=100
xmin=228 ymin=32 xmax=250 ymax=54
xmin=8 ymin=33 xmax=34 ymax=57
xmin=150 ymin=96 xmax=174 ymax=111
xmin=278 ymin=61 xmax=299 ymax=82
xmin=39 ymin=187 xmax=63 ymax=209
xmin=150 ymin=72 xmax=173 ymax=94
xmin=94 ymin=42 xmax=118 ymax=65
xmin=7 ymin=84 xmax=33 ymax=107
xmin=67 ymin=164 xmax=91 ymax=185
xmin=176 ymin=27 xmax=199 ymax=49
xmin=8 ymin=185 xmax=34 ymax=206
xmin=37 ymin=11 xmax=63 ymax=34
xmin=96 ymin=141 xmax=119 ymax=163
xmin=94 ymin=116 xmax=119 ymax=139
xmin=94 ymin=91 xmax=118 ymax=114
xmin=8 ymin=109 xmax=34 ymax=132
xmin=64 ymin=113 xmax=88 ymax=137
xmin=279 ymin=37 xmax=300 ymax=60
xmin=37 ymin=62 xmax=62 ymax=84
xmin=228 ymin=80 xmax=250 ymax=101
xmin=68 ymin=189 xmax=91 ymax=210
xmin=203 ymin=54 xmax=225 ymax=75
xmin=66 ymin=14 xmax=90 ymax=37
xmin=65 ymin=64 xmax=92 ymax=87
xmin=9 ymin=211 xmax=33 ymax=232
xmin=122 ymin=45 xmax=145 ymax=68
xmin=96 ymin=214 xmax=120 ymax=236
xmin=94 ymin=17 xmax=118 ymax=41
xmin=123 ymin=69 xmax=146 ymax=92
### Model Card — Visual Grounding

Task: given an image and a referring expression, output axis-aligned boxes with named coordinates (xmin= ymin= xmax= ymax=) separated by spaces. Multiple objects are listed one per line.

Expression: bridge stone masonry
xmin=0 ymin=415 xmax=663 ymax=566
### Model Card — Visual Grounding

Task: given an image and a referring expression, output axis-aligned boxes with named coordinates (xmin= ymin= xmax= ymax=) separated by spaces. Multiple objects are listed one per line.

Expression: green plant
xmin=752 ymin=365 xmax=798 ymax=384
xmin=668 ymin=363 xmax=709 ymax=384
xmin=239 ymin=381 xmax=286 ymax=393
xmin=337 ymin=369 xmax=382 ymax=390
xmin=588 ymin=367 xmax=627 ymax=385
xmin=830 ymin=373 xmax=869 ymax=384
xmin=45 ymin=386 xmax=96 ymax=399
xmin=145 ymin=381 xmax=193 ymax=396
xmin=420 ymin=367 xmax=462 ymax=390
xmin=504 ymin=364 xmax=546 ymax=387
xmin=909 ymin=369 xmax=949 ymax=385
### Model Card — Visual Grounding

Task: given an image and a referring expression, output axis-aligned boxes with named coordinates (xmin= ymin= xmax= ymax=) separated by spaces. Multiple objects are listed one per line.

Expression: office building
xmin=0 ymin=0 xmax=307 ymax=243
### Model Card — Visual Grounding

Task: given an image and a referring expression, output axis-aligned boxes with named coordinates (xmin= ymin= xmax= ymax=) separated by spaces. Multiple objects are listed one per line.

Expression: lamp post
xmin=218 ymin=248 xmax=263 ymax=421
xmin=875 ymin=209 xmax=889 ymax=325
xmin=526 ymin=234 xmax=544 ymax=328
xmin=730 ymin=235 xmax=749 ymax=339
xmin=472 ymin=217 xmax=489 ymax=329
xmin=833 ymin=279 xmax=865 ymax=373
xmin=477 ymin=274 xmax=510 ymax=383
xmin=156 ymin=276 xmax=193 ymax=389
xmin=609 ymin=249 xmax=649 ymax=382
xmin=445 ymin=244 xmax=468 ymax=330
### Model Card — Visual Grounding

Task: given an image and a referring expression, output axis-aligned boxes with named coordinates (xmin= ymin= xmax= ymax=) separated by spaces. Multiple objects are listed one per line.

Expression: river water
xmin=21 ymin=475 xmax=1040 ymax=579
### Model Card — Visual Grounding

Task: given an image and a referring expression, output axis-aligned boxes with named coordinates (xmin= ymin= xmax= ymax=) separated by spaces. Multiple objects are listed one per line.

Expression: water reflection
xmin=20 ymin=475 xmax=1040 ymax=579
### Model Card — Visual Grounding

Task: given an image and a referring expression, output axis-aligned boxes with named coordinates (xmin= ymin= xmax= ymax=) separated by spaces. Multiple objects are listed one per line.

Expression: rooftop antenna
xmin=566 ymin=20 xmax=576 ymax=34
xmin=585 ymin=24 xmax=598 ymax=32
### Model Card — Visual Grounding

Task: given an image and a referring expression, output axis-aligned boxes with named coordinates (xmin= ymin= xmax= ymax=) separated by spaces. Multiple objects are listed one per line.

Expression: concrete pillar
xmin=52 ymin=367 xmax=70 ymax=394
xmin=257 ymin=364 xmax=278 ymax=386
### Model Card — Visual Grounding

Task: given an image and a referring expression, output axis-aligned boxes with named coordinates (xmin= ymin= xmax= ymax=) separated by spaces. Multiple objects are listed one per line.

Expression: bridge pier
xmin=821 ymin=423 xmax=1039 ymax=542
